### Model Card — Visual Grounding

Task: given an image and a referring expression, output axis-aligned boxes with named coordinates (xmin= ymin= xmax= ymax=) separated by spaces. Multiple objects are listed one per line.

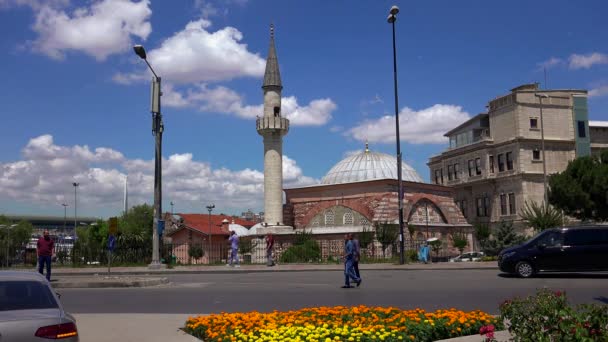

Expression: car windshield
xmin=0 ymin=280 xmax=58 ymax=311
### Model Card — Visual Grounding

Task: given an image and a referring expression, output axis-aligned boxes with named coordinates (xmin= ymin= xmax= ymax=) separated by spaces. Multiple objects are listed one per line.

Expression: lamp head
xmin=73 ymin=182 xmax=79 ymax=187
xmin=390 ymin=5 xmax=399 ymax=15
xmin=133 ymin=45 xmax=147 ymax=60
xmin=387 ymin=14 xmax=396 ymax=23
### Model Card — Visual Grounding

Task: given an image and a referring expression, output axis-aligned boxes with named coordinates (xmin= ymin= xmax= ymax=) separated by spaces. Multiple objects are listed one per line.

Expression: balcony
xmin=256 ymin=116 xmax=289 ymax=135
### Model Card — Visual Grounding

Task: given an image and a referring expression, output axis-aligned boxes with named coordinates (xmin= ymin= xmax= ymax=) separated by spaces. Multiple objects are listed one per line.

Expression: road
xmin=59 ymin=269 xmax=608 ymax=315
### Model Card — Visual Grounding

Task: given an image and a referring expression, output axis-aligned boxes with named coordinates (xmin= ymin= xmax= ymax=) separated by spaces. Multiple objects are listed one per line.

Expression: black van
xmin=498 ymin=225 xmax=608 ymax=277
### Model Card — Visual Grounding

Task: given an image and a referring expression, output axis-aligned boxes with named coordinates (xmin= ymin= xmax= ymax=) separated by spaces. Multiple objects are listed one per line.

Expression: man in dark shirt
xmin=37 ymin=230 xmax=54 ymax=281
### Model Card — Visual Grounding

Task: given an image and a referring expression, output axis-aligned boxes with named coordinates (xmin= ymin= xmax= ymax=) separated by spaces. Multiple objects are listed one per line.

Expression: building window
xmin=475 ymin=158 xmax=482 ymax=175
xmin=484 ymin=196 xmax=490 ymax=217
xmin=500 ymin=194 xmax=507 ymax=216
xmin=359 ymin=217 xmax=369 ymax=226
xmin=459 ymin=200 xmax=468 ymax=218
xmin=324 ymin=209 xmax=334 ymax=225
xmin=454 ymin=163 xmax=459 ymax=180
xmin=498 ymin=154 xmax=505 ymax=172
xmin=506 ymin=152 xmax=514 ymax=170
xmin=434 ymin=169 xmax=443 ymax=184
xmin=447 ymin=164 xmax=453 ymax=181
xmin=468 ymin=160 xmax=474 ymax=177
xmin=489 ymin=155 xmax=495 ymax=173
xmin=311 ymin=216 xmax=320 ymax=227
xmin=577 ymin=121 xmax=586 ymax=138
xmin=476 ymin=198 xmax=484 ymax=217
xmin=530 ymin=118 xmax=538 ymax=129
xmin=508 ymin=193 xmax=516 ymax=215
xmin=533 ymin=149 xmax=541 ymax=161
xmin=343 ymin=211 xmax=353 ymax=225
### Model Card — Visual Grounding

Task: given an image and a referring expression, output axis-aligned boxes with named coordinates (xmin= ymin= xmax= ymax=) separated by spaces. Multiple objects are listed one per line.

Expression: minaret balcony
xmin=257 ymin=116 xmax=290 ymax=135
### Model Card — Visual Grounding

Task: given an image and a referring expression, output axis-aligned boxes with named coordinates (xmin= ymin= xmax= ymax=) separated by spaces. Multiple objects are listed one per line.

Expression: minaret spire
xmin=262 ymin=23 xmax=282 ymax=90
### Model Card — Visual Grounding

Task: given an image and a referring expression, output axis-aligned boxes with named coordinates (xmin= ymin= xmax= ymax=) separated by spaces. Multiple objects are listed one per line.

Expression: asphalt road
xmin=59 ymin=269 xmax=608 ymax=315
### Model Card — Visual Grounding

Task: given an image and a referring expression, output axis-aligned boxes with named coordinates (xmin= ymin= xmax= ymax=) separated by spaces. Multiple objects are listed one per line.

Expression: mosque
xmin=168 ymin=26 xmax=472 ymax=263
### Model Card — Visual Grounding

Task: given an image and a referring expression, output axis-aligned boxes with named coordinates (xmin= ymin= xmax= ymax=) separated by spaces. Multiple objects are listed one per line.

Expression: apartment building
xmin=428 ymin=83 xmax=607 ymax=229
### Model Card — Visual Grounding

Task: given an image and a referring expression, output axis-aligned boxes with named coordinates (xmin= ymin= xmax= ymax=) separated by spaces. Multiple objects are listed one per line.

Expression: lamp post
xmin=206 ymin=204 xmax=215 ymax=263
xmin=62 ymin=203 xmax=68 ymax=234
xmin=387 ymin=5 xmax=405 ymax=264
xmin=170 ymin=201 xmax=174 ymax=216
xmin=535 ymin=93 xmax=549 ymax=205
xmin=134 ymin=44 xmax=163 ymax=269
xmin=72 ymin=183 xmax=79 ymax=235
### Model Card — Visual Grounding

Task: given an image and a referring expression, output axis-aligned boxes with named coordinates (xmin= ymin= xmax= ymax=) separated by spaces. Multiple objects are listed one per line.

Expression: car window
xmin=0 ymin=281 xmax=58 ymax=311
xmin=536 ymin=231 xmax=563 ymax=247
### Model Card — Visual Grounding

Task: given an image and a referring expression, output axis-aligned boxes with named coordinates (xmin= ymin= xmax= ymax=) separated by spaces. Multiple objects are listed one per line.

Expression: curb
xmin=50 ymin=266 xmax=498 ymax=276
xmin=51 ymin=277 xmax=169 ymax=289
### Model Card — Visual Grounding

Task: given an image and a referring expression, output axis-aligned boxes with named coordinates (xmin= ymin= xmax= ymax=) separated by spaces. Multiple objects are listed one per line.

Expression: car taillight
xmin=35 ymin=322 xmax=78 ymax=339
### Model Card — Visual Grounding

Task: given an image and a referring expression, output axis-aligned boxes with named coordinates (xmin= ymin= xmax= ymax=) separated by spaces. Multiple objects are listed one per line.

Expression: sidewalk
xmin=49 ymin=261 xmax=498 ymax=276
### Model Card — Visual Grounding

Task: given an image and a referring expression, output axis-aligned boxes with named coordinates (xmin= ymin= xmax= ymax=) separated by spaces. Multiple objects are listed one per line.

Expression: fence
xmin=0 ymin=238 xmax=458 ymax=268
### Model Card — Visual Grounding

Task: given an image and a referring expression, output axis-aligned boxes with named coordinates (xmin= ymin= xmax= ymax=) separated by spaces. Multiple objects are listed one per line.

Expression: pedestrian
xmin=342 ymin=233 xmax=361 ymax=288
xmin=351 ymin=233 xmax=361 ymax=278
xmin=37 ymin=230 xmax=54 ymax=281
xmin=265 ymin=233 xmax=275 ymax=266
xmin=227 ymin=231 xmax=240 ymax=267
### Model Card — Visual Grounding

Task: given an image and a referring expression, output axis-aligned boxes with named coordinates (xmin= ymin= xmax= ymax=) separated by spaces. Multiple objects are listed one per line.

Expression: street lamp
xmin=134 ymin=44 xmax=164 ymax=269
xmin=535 ymin=93 xmax=549 ymax=205
xmin=72 ymin=182 xmax=79 ymax=234
xmin=387 ymin=5 xmax=405 ymax=264
xmin=170 ymin=201 xmax=174 ymax=216
xmin=206 ymin=204 xmax=215 ymax=263
xmin=62 ymin=203 xmax=68 ymax=234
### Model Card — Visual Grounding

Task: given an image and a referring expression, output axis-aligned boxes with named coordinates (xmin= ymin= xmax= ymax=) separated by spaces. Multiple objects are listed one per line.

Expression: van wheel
xmin=515 ymin=261 xmax=535 ymax=278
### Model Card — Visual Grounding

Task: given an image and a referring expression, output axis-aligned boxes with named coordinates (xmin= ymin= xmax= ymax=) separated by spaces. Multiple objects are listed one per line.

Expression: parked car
xmin=449 ymin=251 xmax=484 ymax=262
xmin=498 ymin=225 xmax=608 ymax=278
xmin=0 ymin=271 xmax=79 ymax=341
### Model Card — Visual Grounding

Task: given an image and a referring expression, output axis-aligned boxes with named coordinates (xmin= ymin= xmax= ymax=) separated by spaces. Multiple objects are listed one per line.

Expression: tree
xmin=452 ymin=230 xmax=468 ymax=255
xmin=474 ymin=222 xmax=491 ymax=252
xmin=484 ymin=220 xmax=526 ymax=256
xmin=188 ymin=244 xmax=204 ymax=260
xmin=374 ymin=222 xmax=399 ymax=259
xmin=428 ymin=239 xmax=442 ymax=259
xmin=549 ymin=150 xmax=608 ymax=222
xmin=520 ymin=200 xmax=564 ymax=232
xmin=238 ymin=237 xmax=258 ymax=255
xmin=0 ymin=216 xmax=33 ymax=265
xmin=357 ymin=225 xmax=374 ymax=249
xmin=407 ymin=223 xmax=416 ymax=242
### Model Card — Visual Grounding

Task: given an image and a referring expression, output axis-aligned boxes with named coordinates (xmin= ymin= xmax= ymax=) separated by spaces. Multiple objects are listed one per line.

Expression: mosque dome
xmin=321 ymin=143 xmax=424 ymax=185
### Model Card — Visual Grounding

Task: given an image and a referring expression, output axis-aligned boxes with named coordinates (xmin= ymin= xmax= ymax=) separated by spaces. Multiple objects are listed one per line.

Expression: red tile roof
xmin=171 ymin=214 xmax=256 ymax=236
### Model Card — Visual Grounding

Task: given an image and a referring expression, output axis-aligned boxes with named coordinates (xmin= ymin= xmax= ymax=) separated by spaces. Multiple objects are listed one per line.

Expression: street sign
xmin=157 ymin=220 xmax=165 ymax=236
xmin=107 ymin=234 xmax=116 ymax=251
xmin=109 ymin=217 xmax=118 ymax=235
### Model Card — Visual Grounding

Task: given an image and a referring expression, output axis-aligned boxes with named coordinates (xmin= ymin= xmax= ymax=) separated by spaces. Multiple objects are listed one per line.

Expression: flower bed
xmin=184 ymin=305 xmax=502 ymax=341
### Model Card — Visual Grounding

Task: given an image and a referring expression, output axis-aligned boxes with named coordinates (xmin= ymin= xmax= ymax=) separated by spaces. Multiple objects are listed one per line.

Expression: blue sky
xmin=1 ymin=0 xmax=607 ymax=219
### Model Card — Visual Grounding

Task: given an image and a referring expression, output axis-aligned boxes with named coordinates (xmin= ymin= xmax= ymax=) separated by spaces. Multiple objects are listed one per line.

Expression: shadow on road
xmin=498 ymin=272 xmax=608 ymax=279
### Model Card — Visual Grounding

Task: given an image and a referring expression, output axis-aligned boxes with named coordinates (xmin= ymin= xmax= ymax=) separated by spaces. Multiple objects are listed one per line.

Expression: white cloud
xmin=569 ymin=53 xmax=608 ymax=70
xmin=27 ymin=0 xmax=152 ymax=61
xmin=115 ymin=19 xmax=265 ymax=84
xmin=537 ymin=57 xmax=563 ymax=70
xmin=589 ymin=85 xmax=608 ymax=98
xmin=346 ymin=104 xmax=470 ymax=144
xmin=0 ymin=134 xmax=317 ymax=216
xmin=163 ymin=83 xmax=336 ymax=126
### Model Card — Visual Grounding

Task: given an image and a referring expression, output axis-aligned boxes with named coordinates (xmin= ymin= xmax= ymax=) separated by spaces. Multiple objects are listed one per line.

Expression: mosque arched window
xmin=359 ymin=216 xmax=369 ymax=226
xmin=343 ymin=211 xmax=353 ymax=225
xmin=311 ymin=216 xmax=320 ymax=227
xmin=325 ymin=209 xmax=334 ymax=225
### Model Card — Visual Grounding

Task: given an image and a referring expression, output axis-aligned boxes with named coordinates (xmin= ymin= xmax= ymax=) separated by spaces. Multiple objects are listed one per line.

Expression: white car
xmin=449 ymin=251 xmax=485 ymax=262
xmin=0 ymin=271 xmax=79 ymax=341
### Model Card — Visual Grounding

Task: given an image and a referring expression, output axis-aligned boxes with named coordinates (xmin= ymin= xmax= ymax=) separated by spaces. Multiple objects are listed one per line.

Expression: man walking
xmin=227 ymin=231 xmax=240 ymax=267
xmin=265 ymin=233 xmax=275 ymax=266
xmin=342 ymin=233 xmax=361 ymax=288
xmin=37 ymin=230 xmax=54 ymax=281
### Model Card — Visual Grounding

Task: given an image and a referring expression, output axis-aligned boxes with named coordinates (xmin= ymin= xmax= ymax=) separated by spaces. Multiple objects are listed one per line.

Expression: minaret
xmin=257 ymin=24 xmax=289 ymax=226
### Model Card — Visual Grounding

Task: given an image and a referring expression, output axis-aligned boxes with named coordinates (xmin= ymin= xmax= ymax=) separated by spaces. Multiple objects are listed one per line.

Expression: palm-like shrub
xmin=520 ymin=200 xmax=564 ymax=232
